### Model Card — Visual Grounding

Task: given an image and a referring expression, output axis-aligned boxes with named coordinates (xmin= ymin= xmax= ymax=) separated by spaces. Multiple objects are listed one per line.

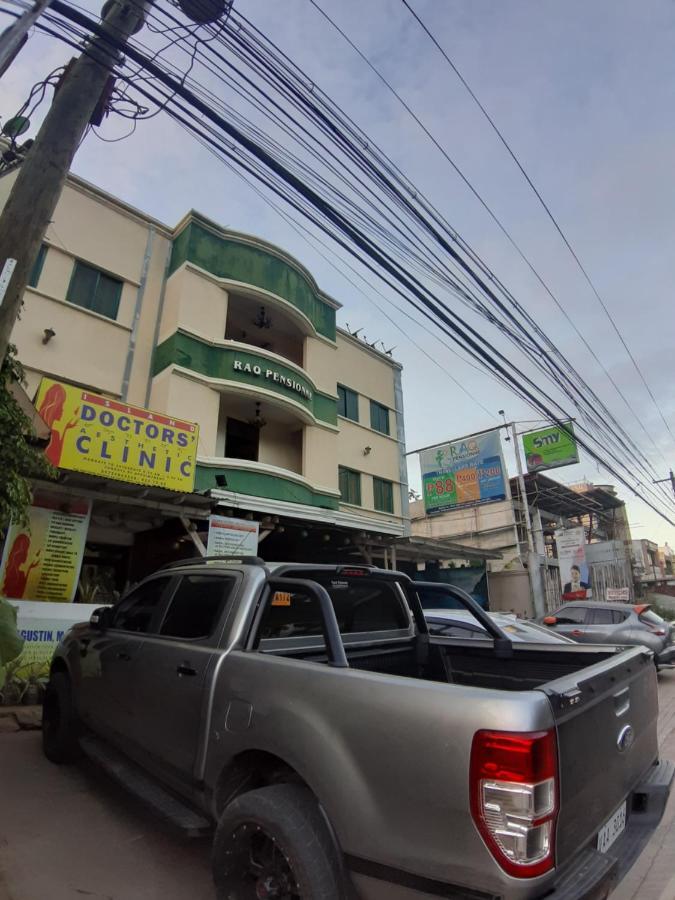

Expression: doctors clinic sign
xmin=35 ymin=378 xmax=199 ymax=492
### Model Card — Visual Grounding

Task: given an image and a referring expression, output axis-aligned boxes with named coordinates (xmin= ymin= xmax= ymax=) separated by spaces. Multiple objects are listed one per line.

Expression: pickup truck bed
xmin=44 ymin=559 xmax=673 ymax=900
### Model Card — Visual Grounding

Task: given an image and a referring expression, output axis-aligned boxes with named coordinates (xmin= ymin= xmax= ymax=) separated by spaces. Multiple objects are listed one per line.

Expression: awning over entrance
xmin=382 ymin=535 xmax=503 ymax=565
xmin=510 ymin=473 xmax=624 ymax=518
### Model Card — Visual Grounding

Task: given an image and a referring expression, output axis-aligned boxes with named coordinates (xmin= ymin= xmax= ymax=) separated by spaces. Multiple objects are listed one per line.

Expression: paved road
xmin=1 ymin=672 xmax=675 ymax=900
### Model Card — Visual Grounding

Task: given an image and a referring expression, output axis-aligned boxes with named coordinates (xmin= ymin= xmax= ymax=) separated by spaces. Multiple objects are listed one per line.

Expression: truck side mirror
xmin=543 ymin=616 xmax=557 ymax=626
xmin=90 ymin=606 xmax=114 ymax=631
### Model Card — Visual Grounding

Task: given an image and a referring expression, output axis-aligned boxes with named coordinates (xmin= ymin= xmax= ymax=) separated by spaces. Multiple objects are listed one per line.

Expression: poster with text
xmin=0 ymin=494 xmax=91 ymax=603
xmin=555 ymin=526 xmax=592 ymax=601
xmin=207 ymin=515 xmax=260 ymax=557
xmin=420 ymin=429 xmax=508 ymax=514
xmin=522 ymin=422 xmax=579 ymax=473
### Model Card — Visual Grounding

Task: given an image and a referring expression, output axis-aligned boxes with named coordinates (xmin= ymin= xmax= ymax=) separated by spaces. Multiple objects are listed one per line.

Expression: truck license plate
xmin=597 ymin=801 xmax=627 ymax=853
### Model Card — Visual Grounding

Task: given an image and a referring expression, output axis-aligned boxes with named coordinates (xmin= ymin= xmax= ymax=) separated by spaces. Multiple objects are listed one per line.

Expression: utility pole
xmin=511 ymin=421 xmax=546 ymax=618
xmin=0 ymin=0 xmax=151 ymax=363
xmin=0 ymin=0 xmax=52 ymax=77
xmin=653 ymin=470 xmax=675 ymax=499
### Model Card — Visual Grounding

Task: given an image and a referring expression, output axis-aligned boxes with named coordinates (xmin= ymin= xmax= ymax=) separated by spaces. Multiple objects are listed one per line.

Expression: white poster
xmin=207 ymin=515 xmax=259 ymax=557
xmin=555 ymin=526 xmax=592 ymax=600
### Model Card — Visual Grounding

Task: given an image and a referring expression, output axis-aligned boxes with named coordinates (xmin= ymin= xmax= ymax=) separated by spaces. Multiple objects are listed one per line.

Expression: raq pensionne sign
xmin=35 ymin=378 xmax=199 ymax=492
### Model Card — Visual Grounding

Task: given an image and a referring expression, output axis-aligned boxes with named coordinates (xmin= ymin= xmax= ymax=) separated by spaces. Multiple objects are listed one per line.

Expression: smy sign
xmin=522 ymin=422 xmax=579 ymax=474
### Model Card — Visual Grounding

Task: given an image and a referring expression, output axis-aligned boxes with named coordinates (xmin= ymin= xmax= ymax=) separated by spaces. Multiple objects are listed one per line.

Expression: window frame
xmin=338 ymin=465 xmax=361 ymax=506
xmin=155 ymin=572 xmax=240 ymax=645
xmin=337 ymin=384 xmax=359 ymax=422
xmin=109 ymin=575 xmax=176 ymax=635
xmin=28 ymin=244 xmax=48 ymax=289
xmin=369 ymin=400 xmax=390 ymax=435
xmin=373 ymin=476 xmax=394 ymax=513
xmin=66 ymin=259 xmax=124 ymax=320
xmin=553 ymin=605 xmax=588 ymax=625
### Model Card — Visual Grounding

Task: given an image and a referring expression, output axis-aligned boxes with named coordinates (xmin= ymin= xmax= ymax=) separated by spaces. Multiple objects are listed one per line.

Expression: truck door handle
xmin=177 ymin=663 xmax=197 ymax=677
xmin=571 ymin=629 xmax=584 ymax=637
xmin=117 ymin=650 xmax=131 ymax=661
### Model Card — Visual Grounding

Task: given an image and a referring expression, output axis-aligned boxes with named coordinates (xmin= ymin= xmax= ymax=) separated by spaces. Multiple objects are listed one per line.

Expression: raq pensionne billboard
xmin=35 ymin=378 xmax=199 ymax=493
xmin=420 ymin=429 xmax=508 ymax=514
xmin=522 ymin=422 xmax=578 ymax=474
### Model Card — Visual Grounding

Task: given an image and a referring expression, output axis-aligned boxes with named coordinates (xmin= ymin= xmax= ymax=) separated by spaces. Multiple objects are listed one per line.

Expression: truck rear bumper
xmin=348 ymin=760 xmax=674 ymax=900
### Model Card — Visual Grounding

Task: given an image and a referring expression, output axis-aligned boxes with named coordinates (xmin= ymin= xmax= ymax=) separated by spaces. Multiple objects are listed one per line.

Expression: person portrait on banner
xmin=562 ymin=564 xmax=591 ymax=600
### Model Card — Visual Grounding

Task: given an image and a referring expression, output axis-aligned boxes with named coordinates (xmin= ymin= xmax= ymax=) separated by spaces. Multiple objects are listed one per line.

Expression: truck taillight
xmin=470 ymin=729 xmax=558 ymax=878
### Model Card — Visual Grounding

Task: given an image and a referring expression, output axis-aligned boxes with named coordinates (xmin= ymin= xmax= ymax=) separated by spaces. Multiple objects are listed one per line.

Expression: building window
xmin=338 ymin=466 xmax=361 ymax=506
xmin=225 ymin=417 xmax=260 ymax=462
xmin=337 ymin=384 xmax=359 ymax=422
xmin=373 ymin=477 xmax=394 ymax=513
xmin=66 ymin=260 xmax=123 ymax=320
xmin=28 ymin=244 xmax=48 ymax=288
xmin=370 ymin=400 xmax=390 ymax=435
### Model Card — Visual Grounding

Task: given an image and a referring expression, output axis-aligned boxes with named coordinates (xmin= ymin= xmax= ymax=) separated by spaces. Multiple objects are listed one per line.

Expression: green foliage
xmin=0 ymin=345 xmax=54 ymax=530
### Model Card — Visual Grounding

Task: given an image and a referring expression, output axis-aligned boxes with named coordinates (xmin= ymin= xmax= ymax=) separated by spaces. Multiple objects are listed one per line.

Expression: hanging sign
xmin=34 ymin=378 xmax=199 ymax=492
xmin=522 ymin=422 xmax=579 ymax=473
xmin=0 ymin=493 xmax=91 ymax=603
xmin=419 ymin=429 xmax=508 ymax=514
xmin=207 ymin=515 xmax=260 ymax=557
xmin=555 ymin=526 xmax=592 ymax=600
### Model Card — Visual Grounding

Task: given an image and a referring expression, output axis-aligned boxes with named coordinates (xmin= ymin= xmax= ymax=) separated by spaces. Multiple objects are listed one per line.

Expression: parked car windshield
xmin=640 ymin=609 xmax=666 ymax=627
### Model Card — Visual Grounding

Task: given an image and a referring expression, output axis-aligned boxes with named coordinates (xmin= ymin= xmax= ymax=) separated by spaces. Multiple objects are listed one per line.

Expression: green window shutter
xmin=338 ymin=466 xmax=361 ymax=506
xmin=373 ymin=477 xmax=394 ymax=513
xmin=337 ymin=384 xmax=359 ymax=422
xmin=370 ymin=400 xmax=390 ymax=435
xmin=28 ymin=244 xmax=48 ymax=288
xmin=66 ymin=261 xmax=123 ymax=320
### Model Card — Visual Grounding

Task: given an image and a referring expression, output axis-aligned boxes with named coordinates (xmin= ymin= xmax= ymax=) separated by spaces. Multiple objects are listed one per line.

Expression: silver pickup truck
xmin=43 ymin=558 xmax=672 ymax=900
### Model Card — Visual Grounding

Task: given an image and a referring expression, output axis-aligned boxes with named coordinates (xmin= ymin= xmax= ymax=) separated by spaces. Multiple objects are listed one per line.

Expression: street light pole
xmin=511 ymin=421 xmax=546 ymax=617
xmin=0 ymin=0 xmax=152 ymax=363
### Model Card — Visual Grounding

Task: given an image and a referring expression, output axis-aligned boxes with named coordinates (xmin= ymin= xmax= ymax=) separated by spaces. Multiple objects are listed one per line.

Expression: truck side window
xmin=112 ymin=577 xmax=172 ymax=633
xmin=159 ymin=575 xmax=235 ymax=640
xmin=554 ymin=606 xmax=587 ymax=625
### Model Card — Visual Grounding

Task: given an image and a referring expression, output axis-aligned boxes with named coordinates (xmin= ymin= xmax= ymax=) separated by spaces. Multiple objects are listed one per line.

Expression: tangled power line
xmin=2 ymin=0 xmax=674 ymax=524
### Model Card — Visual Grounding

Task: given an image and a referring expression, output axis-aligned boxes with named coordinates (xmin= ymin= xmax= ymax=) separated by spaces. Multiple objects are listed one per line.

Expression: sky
xmin=1 ymin=0 xmax=675 ymax=546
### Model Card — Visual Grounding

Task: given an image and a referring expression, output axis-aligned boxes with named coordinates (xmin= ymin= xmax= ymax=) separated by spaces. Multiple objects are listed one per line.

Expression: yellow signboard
xmin=35 ymin=378 xmax=199 ymax=492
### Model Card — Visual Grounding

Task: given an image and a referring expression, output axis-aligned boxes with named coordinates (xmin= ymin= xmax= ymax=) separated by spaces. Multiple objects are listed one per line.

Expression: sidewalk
xmin=611 ymin=668 xmax=675 ymax=900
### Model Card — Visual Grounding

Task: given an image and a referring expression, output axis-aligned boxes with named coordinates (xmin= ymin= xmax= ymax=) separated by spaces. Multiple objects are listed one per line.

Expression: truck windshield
xmin=260 ymin=572 xmax=410 ymax=639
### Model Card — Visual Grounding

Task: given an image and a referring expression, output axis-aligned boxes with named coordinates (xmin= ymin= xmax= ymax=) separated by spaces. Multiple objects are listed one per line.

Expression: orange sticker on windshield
xmin=272 ymin=592 xmax=292 ymax=607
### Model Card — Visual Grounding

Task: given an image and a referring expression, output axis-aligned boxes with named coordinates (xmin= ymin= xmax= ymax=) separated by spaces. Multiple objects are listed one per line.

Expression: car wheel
xmin=42 ymin=672 xmax=81 ymax=764
xmin=212 ymin=783 xmax=342 ymax=900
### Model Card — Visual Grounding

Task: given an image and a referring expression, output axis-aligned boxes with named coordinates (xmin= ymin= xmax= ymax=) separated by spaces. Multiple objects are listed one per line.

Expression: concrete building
xmin=1 ymin=170 xmax=411 ymax=594
xmin=411 ymin=472 xmax=633 ymax=615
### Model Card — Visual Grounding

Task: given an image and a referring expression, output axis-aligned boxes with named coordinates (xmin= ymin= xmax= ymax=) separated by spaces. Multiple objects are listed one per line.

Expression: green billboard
xmin=522 ymin=422 xmax=579 ymax=473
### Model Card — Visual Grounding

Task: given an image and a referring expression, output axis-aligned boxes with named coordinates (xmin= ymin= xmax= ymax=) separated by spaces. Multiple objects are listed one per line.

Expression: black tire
xmin=212 ymin=783 xmax=343 ymax=900
xmin=42 ymin=672 xmax=81 ymax=764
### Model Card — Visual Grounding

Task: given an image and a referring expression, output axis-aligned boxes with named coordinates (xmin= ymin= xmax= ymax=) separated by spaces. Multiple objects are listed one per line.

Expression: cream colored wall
xmin=150 ymin=370 xmax=220 ymax=457
xmin=259 ymin=423 xmax=303 ymax=474
xmin=159 ymin=264 xmax=228 ymax=344
xmin=335 ymin=333 xmax=397 ymax=407
xmin=410 ymin=498 xmax=520 ymax=569
xmin=304 ymin=335 xmax=338 ymax=395
xmin=2 ymin=174 xmax=172 ymax=404
xmin=12 ymin=287 xmax=132 ymax=396
xmin=303 ymin=425 xmax=338 ymax=491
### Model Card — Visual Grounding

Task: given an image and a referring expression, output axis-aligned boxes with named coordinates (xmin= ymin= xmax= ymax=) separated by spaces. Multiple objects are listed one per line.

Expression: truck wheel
xmin=212 ymin=783 xmax=342 ymax=900
xmin=42 ymin=672 xmax=80 ymax=764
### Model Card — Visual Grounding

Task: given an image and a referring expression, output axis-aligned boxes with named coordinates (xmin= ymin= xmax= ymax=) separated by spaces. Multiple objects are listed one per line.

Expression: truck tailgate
xmin=539 ymin=645 xmax=659 ymax=866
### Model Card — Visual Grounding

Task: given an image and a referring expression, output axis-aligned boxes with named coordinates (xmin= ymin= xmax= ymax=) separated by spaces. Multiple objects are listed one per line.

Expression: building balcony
xmin=152 ymin=331 xmax=338 ymax=429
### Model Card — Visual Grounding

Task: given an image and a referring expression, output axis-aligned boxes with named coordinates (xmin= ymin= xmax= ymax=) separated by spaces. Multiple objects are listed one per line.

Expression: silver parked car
xmin=541 ymin=601 xmax=675 ymax=667
xmin=424 ymin=608 xmax=576 ymax=644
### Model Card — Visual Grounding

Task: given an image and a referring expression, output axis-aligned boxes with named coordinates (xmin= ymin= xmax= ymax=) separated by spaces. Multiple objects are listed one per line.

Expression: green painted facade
xmin=170 ymin=221 xmax=336 ymax=340
xmin=153 ymin=332 xmax=338 ymax=426
xmin=195 ymin=464 xmax=339 ymax=509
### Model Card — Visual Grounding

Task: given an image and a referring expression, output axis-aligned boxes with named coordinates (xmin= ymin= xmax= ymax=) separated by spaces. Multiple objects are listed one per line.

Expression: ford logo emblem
xmin=617 ymin=724 xmax=635 ymax=753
